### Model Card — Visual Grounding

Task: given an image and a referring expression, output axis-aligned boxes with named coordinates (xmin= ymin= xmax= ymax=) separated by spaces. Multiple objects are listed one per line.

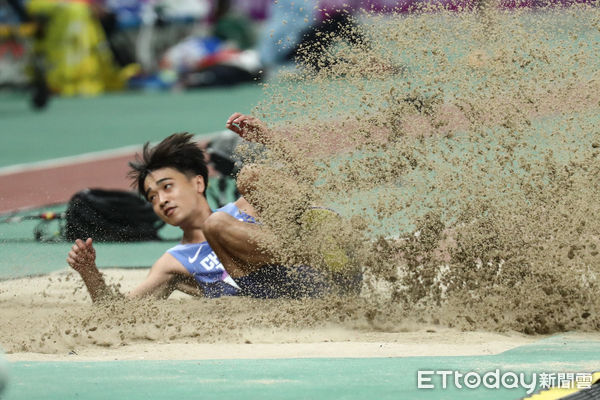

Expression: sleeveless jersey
xmin=166 ymin=202 xmax=254 ymax=297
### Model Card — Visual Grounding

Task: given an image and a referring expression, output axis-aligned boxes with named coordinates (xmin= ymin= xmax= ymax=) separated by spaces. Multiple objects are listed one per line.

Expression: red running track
xmin=0 ymin=154 xmax=136 ymax=214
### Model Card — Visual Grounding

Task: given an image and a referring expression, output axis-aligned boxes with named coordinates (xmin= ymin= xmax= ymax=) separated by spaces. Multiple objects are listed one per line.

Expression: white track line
xmin=0 ymin=131 xmax=226 ymax=176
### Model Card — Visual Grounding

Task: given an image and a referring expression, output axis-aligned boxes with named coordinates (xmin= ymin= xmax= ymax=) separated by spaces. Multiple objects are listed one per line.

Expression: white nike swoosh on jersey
xmin=187 ymin=244 xmax=205 ymax=263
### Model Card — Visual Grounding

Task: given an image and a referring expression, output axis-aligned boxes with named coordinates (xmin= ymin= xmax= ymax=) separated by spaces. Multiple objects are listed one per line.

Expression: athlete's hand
xmin=67 ymin=238 xmax=97 ymax=273
xmin=226 ymin=112 xmax=270 ymax=144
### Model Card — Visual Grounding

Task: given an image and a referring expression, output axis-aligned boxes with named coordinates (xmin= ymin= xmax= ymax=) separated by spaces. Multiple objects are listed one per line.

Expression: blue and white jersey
xmin=166 ymin=202 xmax=254 ymax=297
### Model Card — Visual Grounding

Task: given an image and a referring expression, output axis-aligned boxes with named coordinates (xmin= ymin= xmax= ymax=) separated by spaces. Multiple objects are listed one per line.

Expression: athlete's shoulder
xmin=151 ymin=251 xmax=189 ymax=275
xmin=233 ymin=197 xmax=256 ymax=216
xmin=167 ymin=242 xmax=212 ymax=265
xmin=167 ymin=242 xmax=208 ymax=256
xmin=167 ymin=242 xmax=197 ymax=252
xmin=215 ymin=202 xmax=239 ymax=215
xmin=216 ymin=199 xmax=256 ymax=222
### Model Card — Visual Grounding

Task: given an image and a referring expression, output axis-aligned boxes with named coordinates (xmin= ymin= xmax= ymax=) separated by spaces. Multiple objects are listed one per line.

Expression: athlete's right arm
xmin=225 ymin=112 xmax=270 ymax=144
xmin=226 ymin=113 xmax=309 ymax=212
xmin=225 ymin=112 xmax=303 ymax=161
xmin=128 ymin=253 xmax=203 ymax=299
xmin=67 ymin=238 xmax=116 ymax=303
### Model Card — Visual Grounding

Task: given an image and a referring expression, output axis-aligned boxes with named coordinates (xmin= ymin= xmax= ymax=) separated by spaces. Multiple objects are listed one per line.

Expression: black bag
xmin=64 ymin=188 xmax=164 ymax=242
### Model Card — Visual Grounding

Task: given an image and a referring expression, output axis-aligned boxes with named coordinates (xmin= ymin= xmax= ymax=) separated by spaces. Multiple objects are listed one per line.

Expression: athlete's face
xmin=143 ymin=167 xmax=205 ymax=226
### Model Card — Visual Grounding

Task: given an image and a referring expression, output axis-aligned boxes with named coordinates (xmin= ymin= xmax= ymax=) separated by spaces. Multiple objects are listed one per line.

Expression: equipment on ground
xmin=1 ymin=189 xmax=165 ymax=242
xmin=64 ymin=188 xmax=164 ymax=242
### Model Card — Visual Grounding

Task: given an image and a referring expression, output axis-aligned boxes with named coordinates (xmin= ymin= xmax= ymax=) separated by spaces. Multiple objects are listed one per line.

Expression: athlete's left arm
xmin=128 ymin=253 xmax=203 ymax=299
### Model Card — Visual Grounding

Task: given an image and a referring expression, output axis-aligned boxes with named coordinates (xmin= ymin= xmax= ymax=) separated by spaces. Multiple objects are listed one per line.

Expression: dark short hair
xmin=128 ymin=133 xmax=208 ymax=199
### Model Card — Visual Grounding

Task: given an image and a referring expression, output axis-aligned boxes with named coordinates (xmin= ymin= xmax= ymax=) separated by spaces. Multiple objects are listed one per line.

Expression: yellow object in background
xmin=26 ymin=0 xmax=127 ymax=96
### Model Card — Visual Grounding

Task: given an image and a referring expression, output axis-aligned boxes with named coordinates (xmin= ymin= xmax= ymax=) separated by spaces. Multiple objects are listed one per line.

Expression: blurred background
xmin=0 ymin=0 xmax=404 ymax=102
xmin=1 ymin=0 xmax=587 ymax=105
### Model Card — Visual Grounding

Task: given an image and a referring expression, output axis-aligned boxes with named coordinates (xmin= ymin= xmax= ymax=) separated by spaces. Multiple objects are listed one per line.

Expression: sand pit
xmin=0 ymin=269 xmax=537 ymax=362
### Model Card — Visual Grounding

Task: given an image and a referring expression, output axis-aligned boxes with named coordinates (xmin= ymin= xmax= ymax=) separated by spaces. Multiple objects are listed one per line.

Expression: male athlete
xmin=67 ymin=113 xmax=349 ymax=301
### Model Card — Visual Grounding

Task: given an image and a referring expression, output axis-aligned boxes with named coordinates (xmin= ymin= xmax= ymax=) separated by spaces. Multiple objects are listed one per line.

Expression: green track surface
xmin=0 ymin=85 xmax=263 ymax=167
xmin=2 ymin=335 xmax=599 ymax=400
